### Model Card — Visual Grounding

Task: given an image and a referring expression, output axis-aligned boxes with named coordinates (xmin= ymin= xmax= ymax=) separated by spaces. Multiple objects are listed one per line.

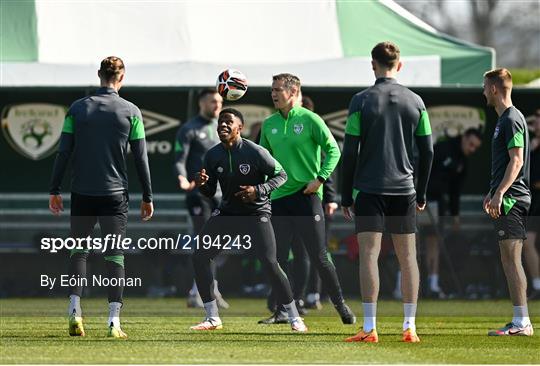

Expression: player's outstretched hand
xmin=303 ymin=179 xmax=322 ymax=195
xmin=49 ymin=194 xmax=64 ymax=216
xmin=235 ymin=185 xmax=257 ymax=203
xmin=416 ymin=201 xmax=426 ymax=211
xmin=141 ymin=201 xmax=154 ymax=221
xmin=194 ymin=169 xmax=209 ymax=187
xmin=342 ymin=206 xmax=353 ymax=221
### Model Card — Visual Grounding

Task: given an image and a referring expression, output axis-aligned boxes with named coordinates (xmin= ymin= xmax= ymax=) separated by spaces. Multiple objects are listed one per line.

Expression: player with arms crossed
xmin=483 ymin=68 xmax=533 ymax=336
xmin=341 ymin=42 xmax=434 ymax=343
xmin=49 ymin=56 xmax=154 ymax=338
xmin=190 ymin=108 xmax=307 ymax=332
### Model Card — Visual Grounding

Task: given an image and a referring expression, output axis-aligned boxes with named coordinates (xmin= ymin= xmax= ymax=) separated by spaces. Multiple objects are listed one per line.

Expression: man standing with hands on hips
xmin=259 ymin=73 xmax=355 ymax=325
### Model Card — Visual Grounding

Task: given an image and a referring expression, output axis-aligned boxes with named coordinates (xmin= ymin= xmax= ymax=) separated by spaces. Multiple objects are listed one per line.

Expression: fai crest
xmin=493 ymin=125 xmax=500 ymax=139
xmin=293 ymin=123 xmax=304 ymax=134
xmin=1 ymin=103 xmax=66 ymax=160
xmin=239 ymin=164 xmax=251 ymax=175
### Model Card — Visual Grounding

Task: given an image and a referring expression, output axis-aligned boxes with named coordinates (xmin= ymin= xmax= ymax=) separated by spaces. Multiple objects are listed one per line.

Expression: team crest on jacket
xmin=493 ymin=125 xmax=500 ymax=139
xmin=239 ymin=164 xmax=251 ymax=175
xmin=293 ymin=123 xmax=304 ymax=134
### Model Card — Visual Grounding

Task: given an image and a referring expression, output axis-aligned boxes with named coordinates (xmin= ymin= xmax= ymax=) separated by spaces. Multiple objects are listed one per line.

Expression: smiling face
xmin=217 ymin=112 xmax=243 ymax=144
xmin=271 ymin=79 xmax=297 ymax=110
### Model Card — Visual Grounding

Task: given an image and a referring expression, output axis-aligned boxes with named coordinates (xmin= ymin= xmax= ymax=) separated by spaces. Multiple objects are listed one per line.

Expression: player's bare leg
xmin=345 ymin=232 xmax=381 ymax=343
xmin=392 ymin=233 xmax=420 ymax=342
xmin=489 ymin=239 xmax=533 ymax=336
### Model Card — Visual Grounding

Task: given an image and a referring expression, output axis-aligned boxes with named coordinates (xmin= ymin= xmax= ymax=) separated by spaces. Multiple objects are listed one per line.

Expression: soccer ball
xmin=216 ymin=69 xmax=248 ymax=101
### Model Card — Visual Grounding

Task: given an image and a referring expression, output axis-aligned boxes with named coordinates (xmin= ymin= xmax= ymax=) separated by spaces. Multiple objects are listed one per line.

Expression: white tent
xmin=1 ymin=0 xmax=494 ymax=87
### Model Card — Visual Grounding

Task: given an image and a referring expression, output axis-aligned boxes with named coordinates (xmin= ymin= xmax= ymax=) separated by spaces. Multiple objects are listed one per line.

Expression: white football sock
xmin=203 ymin=299 xmax=220 ymax=320
xmin=283 ymin=300 xmax=300 ymax=319
xmin=189 ymin=281 xmax=198 ymax=296
xmin=428 ymin=274 xmax=440 ymax=292
xmin=362 ymin=302 xmax=377 ymax=332
xmin=512 ymin=305 xmax=531 ymax=327
xmin=68 ymin=294 xmax=81 ymax=317
xmin=108 ymin=302 xmax=122 ymax=328
xmin=533 ymin=277 xmax=540 ymax=291
xmin=403 ymin=303 xmax=417 ymax=331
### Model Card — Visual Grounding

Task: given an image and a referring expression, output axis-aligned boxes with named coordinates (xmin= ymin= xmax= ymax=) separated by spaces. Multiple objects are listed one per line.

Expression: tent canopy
xmin=1 ymin=0 xmax=494 ymax=87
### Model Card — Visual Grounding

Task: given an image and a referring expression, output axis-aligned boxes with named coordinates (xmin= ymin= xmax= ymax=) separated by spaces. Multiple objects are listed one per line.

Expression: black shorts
xmin=70 ymin=192 xmax=129 ymax=256
xmin=354 ymin=192 xmax=416 ymax=234
xmin=493 ymin=199 xmax=529 ymax=241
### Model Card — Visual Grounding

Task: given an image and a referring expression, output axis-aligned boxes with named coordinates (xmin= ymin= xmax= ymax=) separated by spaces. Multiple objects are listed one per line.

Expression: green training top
xmin=260 ymin=105 xmax=341 ymax=200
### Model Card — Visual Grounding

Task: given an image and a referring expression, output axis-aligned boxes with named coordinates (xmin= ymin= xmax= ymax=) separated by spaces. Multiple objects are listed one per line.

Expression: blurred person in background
xmin=523 ymin=108 xmax=540 ymax=299
xmin=174 ymin=88 xmax=229 ymax=309
xmin=395 ymin=128 xmax=482 ymax=299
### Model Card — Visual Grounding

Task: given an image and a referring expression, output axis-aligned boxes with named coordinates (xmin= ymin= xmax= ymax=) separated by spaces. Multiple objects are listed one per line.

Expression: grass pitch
xmin=1 ymin=298 xmax=539 ymax=364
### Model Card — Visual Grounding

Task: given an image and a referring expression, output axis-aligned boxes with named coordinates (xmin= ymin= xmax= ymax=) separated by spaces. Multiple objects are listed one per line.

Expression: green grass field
xmin=1 ymin=298 xmax=539 ymax=364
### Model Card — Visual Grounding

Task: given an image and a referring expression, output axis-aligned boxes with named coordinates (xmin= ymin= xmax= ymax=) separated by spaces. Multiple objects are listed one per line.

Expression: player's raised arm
xmin=49 ymin=112 xmax=75 ymax=215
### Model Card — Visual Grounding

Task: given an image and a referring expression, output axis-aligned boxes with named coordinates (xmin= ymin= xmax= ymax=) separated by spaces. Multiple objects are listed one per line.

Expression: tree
xmin=396 ymin=0 xmax=540 ymax=68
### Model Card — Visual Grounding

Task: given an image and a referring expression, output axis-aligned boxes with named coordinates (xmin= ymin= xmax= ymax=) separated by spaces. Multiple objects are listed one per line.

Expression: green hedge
xmin=509 ymin=69 xmax=540 ymax=85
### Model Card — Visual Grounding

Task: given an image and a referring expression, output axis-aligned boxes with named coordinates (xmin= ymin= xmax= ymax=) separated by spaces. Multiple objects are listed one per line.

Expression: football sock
xmin=283 ymin=300 xmax=300 ymax=319
xmin=428 ymin=274 xmax=440 ymax=292
xmin=203 ymin=299 xmax=219 ymax=320
xmin=68 ymin=294 xmax=81 ymax=317
xmin=403 ymin=303 xmax=417 ymax=331
xmin=108 ymin=302 xmax=122 ymax=328
xmin=362 ymin=302 xmax=376 ymax=332
xmin=512 ymin=305 xmax=531 ymax=327
xmin=189 ymin=281 xmax=198 ymax=296
xmin=533 ymin=278 xmax=540 ymax=291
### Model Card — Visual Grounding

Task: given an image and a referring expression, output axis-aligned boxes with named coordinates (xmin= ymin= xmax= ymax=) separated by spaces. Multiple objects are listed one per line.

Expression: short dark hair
xmin=272 ymin=73 xmax=301 ymax=91
xmin=484 ymin=68 xmax=512 ymax=92
xmin=198 ymin=88 xmax=219 ymax=102
xmin=371 ymin=41 xmax=400 ymax=68
xmin=463 ymin=127 xmax=483 ymax=141
xmin=98 ymin=56 xmax=125 ymax=82
xmin=219 ymin=108 xmax=244 ymax=125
